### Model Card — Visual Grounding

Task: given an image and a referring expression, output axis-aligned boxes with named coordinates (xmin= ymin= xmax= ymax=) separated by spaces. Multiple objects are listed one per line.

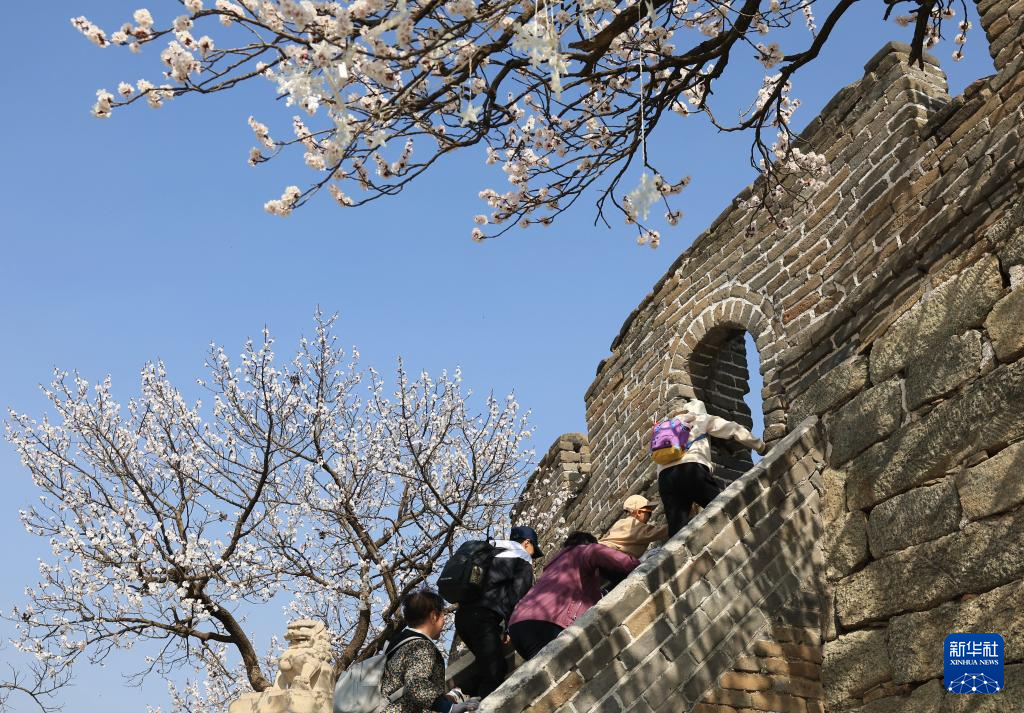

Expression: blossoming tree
xmin=71 ymin=0 xmax=972 ymax=244
xmin=3 ymin=315 xmax=538 ymax=712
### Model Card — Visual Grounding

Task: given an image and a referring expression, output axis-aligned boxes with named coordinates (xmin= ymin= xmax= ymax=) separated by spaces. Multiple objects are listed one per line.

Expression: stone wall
xmin=483 ymin=420 xmax=827 ymax=713
xmin=811 ymin=226 xmax=1024 ymax=711
xmin=552 ymin=37 xmax=960 ymax=549
xmin=695 ymin=620 xmax=825 ymax=713
xmin=512 ymin=432 xmax=592 ymax=558
xmin=500 ymin=2 xmax=1024 ymax=710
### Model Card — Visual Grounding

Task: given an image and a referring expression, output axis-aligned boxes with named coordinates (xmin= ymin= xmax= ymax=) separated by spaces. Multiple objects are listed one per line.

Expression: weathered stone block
xmin=823 ymin=510 xmax=870 ymax=580
xmin=985 ymin=287 xmax=1024 ymax=363
xmin=835 ymin=509 xmax=1024 ymax=627
xmin=789 ymin=357 xmax=870 ymax=428
xmin=956 ymin=441 xmax=1024 ymax=520
xmin=887 ymin=579 xmax=1024 ymax=683
xmin=1011 ymin=265 xmax=1024 ymax=288
xmin=869 ymin=255 xmax=1005 ymax=382
xmin=905 ymin=330 xmax=983 ymax=408
xmin=851 ymin=679 xmax=946 ymax=713
xmin=867 ymin=479 xmax=961 ymax=557
xmin=1001 ymin=223 xmax=1024 ymax=266
xmin=822 ymin=629 xmax=892 ymax=708
xmin=846 ymin=359 xmax=1024 ymax=510
xmin=828 ymin=379 xmax=904 ymax=465
xmin=821 ymin=467 xmax=847 ymax=526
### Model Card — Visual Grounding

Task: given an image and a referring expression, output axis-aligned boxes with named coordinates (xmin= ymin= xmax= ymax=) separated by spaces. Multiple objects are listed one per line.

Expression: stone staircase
xmin=479 ymin=418 xmax=827 ymax=713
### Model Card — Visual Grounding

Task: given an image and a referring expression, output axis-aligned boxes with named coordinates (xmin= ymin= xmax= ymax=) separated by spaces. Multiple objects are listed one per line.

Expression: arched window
xmin=688 ymin=326 xmax=764 ymax=487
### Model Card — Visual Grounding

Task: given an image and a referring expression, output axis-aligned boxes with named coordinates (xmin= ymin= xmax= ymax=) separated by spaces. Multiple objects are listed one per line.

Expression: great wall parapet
xmin=506 ymin=4 xmax=1024 ymax=709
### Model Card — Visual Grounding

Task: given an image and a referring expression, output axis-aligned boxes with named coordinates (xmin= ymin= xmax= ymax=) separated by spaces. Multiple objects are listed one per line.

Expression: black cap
xmin=510 ymin=525 xmax=544 ymax=559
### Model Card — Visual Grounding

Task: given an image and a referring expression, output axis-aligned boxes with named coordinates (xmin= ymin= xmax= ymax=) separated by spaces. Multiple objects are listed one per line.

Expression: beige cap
xmin=623 ymin=494 xmax=655 ymax=511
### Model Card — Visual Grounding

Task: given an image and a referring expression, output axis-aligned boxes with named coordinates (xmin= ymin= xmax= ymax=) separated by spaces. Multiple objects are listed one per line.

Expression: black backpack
xmin=437 ymin=540 xmax=500 ymax=604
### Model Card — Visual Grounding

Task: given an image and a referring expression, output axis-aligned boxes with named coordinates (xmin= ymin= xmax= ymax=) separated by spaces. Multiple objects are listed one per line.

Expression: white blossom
xmin=71 ymin=17 xmax=110 ymax=47
xmin=92 ymin=89 xmax=115 ymax=118
xmin=625 ymin=172 xmax=661 ymax=222
xmin=264 ymin=185 xmax=302 ymax=215
xmin=6 ymin=315 xmax=538 ymax=713
xmin=70 ymin=0 xmax=923 ymax=243
xmin=134 ymin=8 xmax=155 ymax=31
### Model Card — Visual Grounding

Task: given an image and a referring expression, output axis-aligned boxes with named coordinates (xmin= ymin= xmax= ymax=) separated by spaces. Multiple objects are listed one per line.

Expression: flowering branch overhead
xmin=73 ymin=0 xmax=972 ymax=243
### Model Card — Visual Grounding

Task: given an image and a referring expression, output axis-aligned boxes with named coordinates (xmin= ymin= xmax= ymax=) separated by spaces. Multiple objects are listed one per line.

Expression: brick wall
xmin=482 ymin=420 xmax=827 ymax=713
xmin=499 ymin=5 xmax=1024 ymax=710
xmin=511 ymin=432 xmax=592 ymax=558
xmin=567 ymin=39 xmax=955 ymax=563
xmin=978 ymin=0 xmax=1024 ymax=70
xmin=232 ymin=8 xmax=1024 ymax=712
xmin=696 ymin=622 xmax=825 ymax=713
xmin=809 ymin=229 xmax=1024 ymax=711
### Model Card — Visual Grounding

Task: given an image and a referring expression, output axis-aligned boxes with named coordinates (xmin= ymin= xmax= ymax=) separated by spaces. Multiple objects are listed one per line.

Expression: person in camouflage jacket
xmin=381 ymin=590 xmax=479 ymax=713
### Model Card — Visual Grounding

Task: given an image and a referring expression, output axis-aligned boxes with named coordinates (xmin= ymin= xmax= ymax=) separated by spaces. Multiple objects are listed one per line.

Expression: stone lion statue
xmin=274 ymin=619 xmax=335 ymax=695
xmin=229 ymin=619 xmax=336 ymax=713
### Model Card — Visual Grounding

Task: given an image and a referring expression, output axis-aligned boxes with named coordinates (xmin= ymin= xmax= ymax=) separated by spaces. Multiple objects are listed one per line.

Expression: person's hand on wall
xmin=451 ymin=699 xmax=481 ymax=712
xmin=755 ymin=439 xmax=768 ymax=455
xmin=446 ymin=688 xmax=469 ymax=703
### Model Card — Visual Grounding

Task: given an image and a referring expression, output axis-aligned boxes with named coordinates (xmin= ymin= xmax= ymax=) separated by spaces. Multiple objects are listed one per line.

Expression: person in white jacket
xmin=656 ymin=398 xmax=766 ymax=536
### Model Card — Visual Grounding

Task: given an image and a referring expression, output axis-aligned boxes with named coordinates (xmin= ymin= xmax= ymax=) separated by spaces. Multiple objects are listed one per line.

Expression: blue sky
xmin=0 ymin=2 xmax=993 ymax=710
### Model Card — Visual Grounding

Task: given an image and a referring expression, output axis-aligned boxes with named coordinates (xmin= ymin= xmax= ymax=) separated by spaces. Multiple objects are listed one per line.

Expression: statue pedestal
xmin=228 ymin=688 xmax=331 ymax=713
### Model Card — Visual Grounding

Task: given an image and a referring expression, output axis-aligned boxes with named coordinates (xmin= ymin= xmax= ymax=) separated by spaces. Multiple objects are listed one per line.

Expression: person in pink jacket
xmin=507 ymin=532 xmax=639 ymax=661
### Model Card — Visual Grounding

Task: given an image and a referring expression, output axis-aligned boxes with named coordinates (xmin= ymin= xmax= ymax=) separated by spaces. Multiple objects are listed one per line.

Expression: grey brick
xmin=698 ymin=583 xmax=731 ymax=623
xmin=613 ymin=650 xmax=671 ymax=701
xmin=670 ymin=580 xmax=712 ymax=624
xmin=568 ymin=660 xmax=627 ymax=712
xmin=682 ymin=647 xmax=734 ymax=702
xmin=685 ymin=504 xmax=732 ymax=553
xmin=706 ymin=516 xmax=752 ymax=558
xmin=689 ymin=615 xmax=732 ymax=664
xmin=662 ymin=609 xmax=711 ymax=661
xmin=641 ymin=651 xmax=694 ymax=710
xmin=618 ymin=619 xmax=674 ymax=669
xmin=577 ymin=626 xmax=630 ymax=679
